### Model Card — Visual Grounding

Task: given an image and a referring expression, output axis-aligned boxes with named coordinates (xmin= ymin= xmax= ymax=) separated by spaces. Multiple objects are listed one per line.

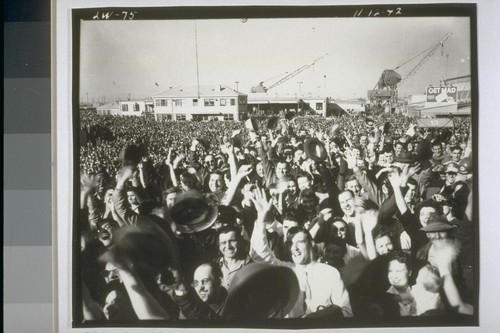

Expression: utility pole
xmin=86 ymin=92 xmax=89 ymax=107
xmin=323 ymin=75 xmax=327 ymax=95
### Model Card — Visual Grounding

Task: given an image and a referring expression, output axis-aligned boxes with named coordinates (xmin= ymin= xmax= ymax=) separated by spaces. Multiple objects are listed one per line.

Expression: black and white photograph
xmin=57 ymin=1 xmax=479 ymax=330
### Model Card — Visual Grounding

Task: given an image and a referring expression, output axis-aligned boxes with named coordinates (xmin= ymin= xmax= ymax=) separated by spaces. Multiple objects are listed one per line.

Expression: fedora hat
xmin=284 ymin=111 xmax=295 ymax=120
xmin=230 ymin=134 xmax=243 ymax=148
xmin=120 ymin=144 xmax=143 ymax=166
xmin=169 ymin=191 xmax=218 ymax=234
xmin=266 ymin=116 xmax=279 ymax=130
xmin=420 ymin=213 xmax=456 ymax=232
xmin=304 ymin=137 xmax=328 ymax=162
xmin=383 ymin=122 xmax=392 ymax=135
xmin=395 ymin=150 xmax=413 ymax=163
xmin=245 ymin=117 xmax=260 ymax=132
xmin=99 ymin=222 xmax=178 ymax=274
xmin=222 ymin=263 xmax=299 ymax=320
xmin=195 ymin=137 xmax=210 ymax=150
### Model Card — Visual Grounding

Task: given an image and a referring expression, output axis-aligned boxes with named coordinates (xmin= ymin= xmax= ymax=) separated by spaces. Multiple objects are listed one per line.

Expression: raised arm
xmin=113 ymin=166 xmax=139 ymax=226
xmin=221 ymin=164 xmax=253 ymax=206
xmin=249 ymin=188 xmax=290 ymax=267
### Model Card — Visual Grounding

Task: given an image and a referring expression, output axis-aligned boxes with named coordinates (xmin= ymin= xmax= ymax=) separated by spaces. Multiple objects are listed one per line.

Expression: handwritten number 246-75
xmin=92 ymin=11 xmax=137 ymax=20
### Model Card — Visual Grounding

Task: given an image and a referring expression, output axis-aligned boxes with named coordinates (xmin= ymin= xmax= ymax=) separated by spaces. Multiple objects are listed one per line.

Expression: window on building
xmin=239 ymin=98 xmax=246 ymax=105
xmin=230 ymin=99 xmax=236 ymax=106
xmin=157 ymin=114 xmax=172 ymax=121
xmin=193 ymin=99 xmax=198 ymax=106
xmin=176 ymin=114 xmax=186 ymax=121
xmin=173 ymin=99 xmax=183 ymax=107
xmin=223 ymin=114 xmax=234 ymax=121
xmin=316 ymin=103 xmax=323 ymax=111
xmin=220 ymin=98 xmax=226 ymax=106
xmin=122 ymin=104 xmax=128 ymax=111
xmin=134 ymin=103 xmax=140 ymax=111
xmin=204 ymin=99 xmax=215 ymax=107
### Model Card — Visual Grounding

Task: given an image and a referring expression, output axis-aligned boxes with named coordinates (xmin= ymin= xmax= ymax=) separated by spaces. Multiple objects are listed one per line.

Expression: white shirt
xmin=250 ymin=223 xmax=353 ymax=318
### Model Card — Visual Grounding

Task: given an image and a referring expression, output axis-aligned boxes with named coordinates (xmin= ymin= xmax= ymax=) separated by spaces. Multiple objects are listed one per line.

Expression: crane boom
xmin=252 ymin=54 xmax=328 ymax=93
xmin=398 ymin=33 xmax=452 ymax=86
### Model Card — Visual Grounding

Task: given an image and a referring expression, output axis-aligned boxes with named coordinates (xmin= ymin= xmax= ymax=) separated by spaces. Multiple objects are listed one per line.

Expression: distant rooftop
xmin=153 ymin=85 xmax=245 ymax=98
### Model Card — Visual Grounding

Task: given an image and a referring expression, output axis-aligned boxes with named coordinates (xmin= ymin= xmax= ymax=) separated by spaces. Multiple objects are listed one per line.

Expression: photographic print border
xmin=55 ymin=1 xmax=481 ymax=331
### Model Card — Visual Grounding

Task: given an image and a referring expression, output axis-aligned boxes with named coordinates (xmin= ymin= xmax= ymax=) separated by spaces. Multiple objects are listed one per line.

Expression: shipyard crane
xmin=251 ymin=54 xmax=328 ymax=93
xmin=369 ymin=33 xmax=452 ymax=109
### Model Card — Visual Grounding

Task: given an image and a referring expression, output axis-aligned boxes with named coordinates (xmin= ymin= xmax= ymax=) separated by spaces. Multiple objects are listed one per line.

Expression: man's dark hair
xmin=286 ymin=226 xmax=313 ymax=244
xmin=300 ymin=188 xmax=318 ymax=203
xmin=296 ymin=171 xmax=313 ymax=182
xmin=388 ymin=250 xmax=411 ymax=269
xmin=138 ymin=199 xmax=163 ymax=215
xmin=282 ymin=208 xmax=302 ymax=225
xmin=345 ymin=175 xmax=359 ymax=183
xmin=217 ymin=225 xmax=242 ymax=243
xmin=324 ymin=237 xmax=347 ymax=255
xmin=275 ymin=157 xmax=288 ymax=166
xmin=415 ymin=199 xmax=443 ymax=216
xmin=372 ymin=224 xmax=394 ymax=242
xmin=406 ymin=178 xmax=418 ymax=188
xmin=163 ymin=187 xmax=181 ymax=197
xmin=96 ymin=218 xmax=120 ymax=231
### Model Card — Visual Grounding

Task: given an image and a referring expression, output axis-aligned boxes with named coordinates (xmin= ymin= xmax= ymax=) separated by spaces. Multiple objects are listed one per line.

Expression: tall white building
xmin=152 ymin=85 xmax=248 ymax=121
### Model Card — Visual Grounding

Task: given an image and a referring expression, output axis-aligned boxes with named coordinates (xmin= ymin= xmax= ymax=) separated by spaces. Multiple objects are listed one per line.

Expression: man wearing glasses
xmin=172 ymin=262 xmax=227 ymax=319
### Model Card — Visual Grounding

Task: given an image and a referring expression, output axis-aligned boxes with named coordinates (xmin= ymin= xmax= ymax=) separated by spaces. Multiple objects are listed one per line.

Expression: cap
xmin=458 ymin=157 xmax=472 ymax=175
xmin=444 ymin=162 xmax=459 ymax=173
xmin=420 ymin=213 xmax=456 ymax=232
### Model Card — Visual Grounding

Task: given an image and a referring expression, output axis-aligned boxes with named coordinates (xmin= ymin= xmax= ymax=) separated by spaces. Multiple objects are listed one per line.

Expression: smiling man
xmin=217 ymin=225 xmax=251 ymax=289
xmin=172 ymin=262 xmax=227 ymax=319
xmin=250 ymin=188 xmax=352 ymax=318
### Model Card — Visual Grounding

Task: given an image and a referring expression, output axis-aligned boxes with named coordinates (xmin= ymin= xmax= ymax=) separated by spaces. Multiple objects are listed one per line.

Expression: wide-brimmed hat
xmin=266 ymin=116 xmax=279 ymax=130
xmin=304 ymin=137 xmax=328 ymax=162
xmin=169 ymin=191 xmax=218 ymax=234
xmin=420 ymin=213 xmax=457 ymax=232
xmin=222 ymin=263 xmax=299 ymax=320
xmin=395 ymin=150 xmax=413 ymax=163
xmin=245 ymin=117 xmax=260 ymax=132
xmin=99 ymin=221 xmax=179 ymax=274
xmin=195 ymin=137 xmax=210 ymax=150
xmin=120 ymin=144 xmax=143 ymax=166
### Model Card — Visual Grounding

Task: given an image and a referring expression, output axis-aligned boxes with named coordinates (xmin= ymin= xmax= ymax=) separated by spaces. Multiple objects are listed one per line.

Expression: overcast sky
xmin=80 ymin=15 xmax=470 ymax=102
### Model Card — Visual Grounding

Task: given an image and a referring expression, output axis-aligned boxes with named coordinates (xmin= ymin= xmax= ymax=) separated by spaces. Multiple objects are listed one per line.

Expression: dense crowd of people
xmin=78 ymin=110 xmax=475 ymax=325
